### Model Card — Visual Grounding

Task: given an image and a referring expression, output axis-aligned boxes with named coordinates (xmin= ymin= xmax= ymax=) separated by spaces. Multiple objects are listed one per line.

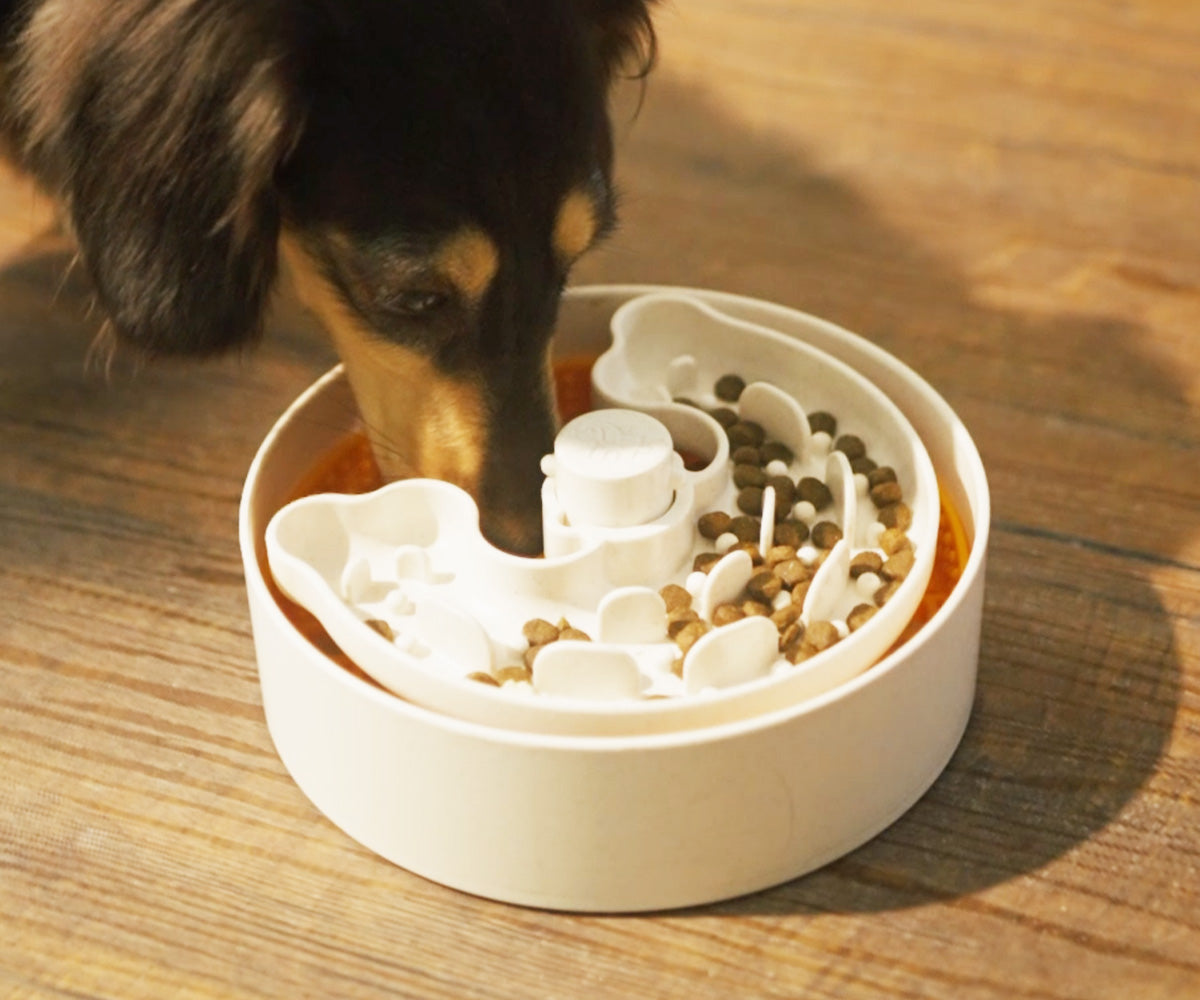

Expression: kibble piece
xmin=559 ymin=626 xmax=591 ymax=642
xmin=879 ymin=527 xmax=912 ymax=555
xmin=806 ymin=620 xmax=840 ymax=652
xmin=847 ymin=604 xmax=878 ymax=632
xmin=674 ymin=620 xmax=711 ymax=654
xmin=874 ymin=579 xmax=904 ymax=607
xmin=737 ymin=486 xmax=765 ymax=516
xmin=869 ymin=480 xmax=904 ymax=508
xmin=811 ymin=521 xmax=843 ymax=549
xmin=667 ymin=608 xmax=701 ymax=637
xmin=867 ymin=466 xmax=898 ymax=489
xmin=734 ymin=463 xmax=768 ymax=489
xmin=774 ymin=519 xmax=809 ymax=548
xmin=796 ymin=476 xmax=834 ymax=510
xmin=740 ymin=599 xmax=772 ymax=618
xmin=790 ymin=578 xmax=812 ymax=607
xmin=761 ymin=441 xmax=794 ymax=466
xmin=766 ymin=544 xmax=798 ymax=567
xmin=731 ymin=445 xmax=762 ymax=466
xmin=878 ymin=502 xmax=913 ymax=531
xmin=726 ymin=420 xmax=766 ymax=449
xmin=808 ymin=411 xmax=837 ymax=436
xmin=849 ymin=551 xmax=884 ymax=578
xmin=770 ymin=602 xmax=803 ymax=630
xmin=522 ymin=617 xmax=561 ymax=646
xmin=714 ymin=373 xmax=747 ymax=402
xmin=709 ymin=407 xmax=739 ymax=429
xmin=881 ymin=547 xmax=916 ymax=581
xmin=766 ymin=475 xmax=796 ymax=510
xmin=746 ymin=570 xmax=783 ymax=604
xmin=698 ymin=510 xmax=733 ymax=540
xmin=364 ymin=619 xmax=395 ymax=641
xmin=834 ymin=434 xmax=867 ymax=461
xmin=732 ymin=542 xmax=764 ymax=565
xmin=712 ymin=603 xmax=746 ymax=627
xmin=468 ymin=670 xmax=501 ymax=687
xmin=777 ymin=620 xmax=805 ymax=653
xmin=774 ymin=558 xmax=811 ymax=588
xmin=523 ymin=644 xmax=547 ymax=669
xmin=729 ymin=515 xmax=761 ymax=543
xmin=660 ymin=583 xmax=693 ymax=613
xmin=495 ymin=664 xmax=534 ymax=685
xmin=850 ymin=456 xmax=877 ymax=475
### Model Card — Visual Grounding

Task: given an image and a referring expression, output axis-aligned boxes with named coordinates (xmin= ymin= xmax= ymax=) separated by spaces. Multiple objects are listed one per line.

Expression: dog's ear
xmin=11 ymin=3 xmax=304 ymax=357
xmin=581 ymin=0 xmax=658 ymax=82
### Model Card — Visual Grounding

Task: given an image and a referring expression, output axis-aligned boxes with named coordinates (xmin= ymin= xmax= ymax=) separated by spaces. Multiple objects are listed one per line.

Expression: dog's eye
xmin=386 ymin=290 xmax=448 ymax=317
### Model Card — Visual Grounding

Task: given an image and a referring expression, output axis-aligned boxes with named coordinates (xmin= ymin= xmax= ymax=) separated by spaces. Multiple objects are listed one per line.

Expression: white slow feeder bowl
xmin=239 ymin=285 xmax=990 ymax=912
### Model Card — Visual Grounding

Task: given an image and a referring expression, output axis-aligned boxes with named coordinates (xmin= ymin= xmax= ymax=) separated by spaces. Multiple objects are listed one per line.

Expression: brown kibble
xmin=364 ymin=619 xmax=395 ymax=642
xmin=775 ymin=558 xmax=811 ymax=588
xmin=660 ymin=583 xmax=693 ymax=613
xmin=559 ymin=627 xmax=591 ymax=642
xmin=693 ymin=552 xmax=722 ymax=573
xmin=667 ymin=608 xmax=701 ymax=637
xmin=732 ymin=542 xmax=764 ymax=565
xmin=714 ymin=373 xmax=747 ymax=402
xmin=881 ymin=547 xmax=916 ymax=581
xmin=468 ymin=670 xmax=501 ymax=687
xmin=726 ymin=420 xmax=766 ymax=449
xmin=870 ymin=480 xmax=904 ymax=508
xmin=811 ymin=521 xmax=843 ymax=549
xmin=849 ymin=551 xmax=884 ymax=578
xmin=868 ymin=466 xmax=898 ymax=489
xmin=875 ymin=579 xmax=904 ymax=607
xmin=773 ymin=520 xmax=809 ymax=548
xmin=740 ymin=599 xmax=773 ymax=618
xmin=522 ymin=617 xmax=560 ymax=646
xmin=879 ymin=527 xmax=912 ymax=555
xmin=878 ymin=502 xmax=913 ymax=531
xmin=784 ymin=635 xmax=814 ymax=664
xmin=697 ymin=510 xmax=733 ymax=540
xmin=847 ymin=604 xmax=878 ymax=631
xmin=709 ymin=407 xmax=739 ymax=429
xmin=734 ymin=463 xmax=767 ymax=489
xmin=523 ymin=644 xmax=546 ymax=669
xmin=760 ymin=440 xmax=794 ymax=465
xmin=670 ymin=657 xmax=685 ymax=678
xmin=737 ymin=486 xmax=765 ymax=515
xmin=790 ymin=579 xmax=812 ymax=607
xmin=674 ymin=620 xmax=711 ymax=653
xmin=766 ymin=544 xmax=798 ymax=567
xmin=778 ymin=620 xmax=805 ymax=653
xmin=731 ymin=445 xmax=762 ymax=466
xmin=766 ymin=474 xmax=796 ymax=510
xmin=796 ymin=476 xmax=833 ymax=510
xmin=495 ymin=664 xmax=533 ymax=685
xmin=746 ymin=570 xmax=782 ymax=603
xmin=806 ymin=620 xmax=840 ymax=651
xmin=850 ymin=456 xmax=877 ymax=475
xmin=808 ymin=411 xmax=837 ymax=436
xmin=712 ymin=603 xmax=745 ymax=627
xmin=729 ymin=515 xmax=761 ymax=543
xmin=770 ymin=602 xmax=803 ymax=629
xmin=834 ymin=434 xmax=867 ymax=461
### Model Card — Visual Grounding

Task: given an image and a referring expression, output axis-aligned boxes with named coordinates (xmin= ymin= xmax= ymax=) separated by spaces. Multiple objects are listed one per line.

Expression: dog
xmin=0 ymin=0 xmax=656 ymax=555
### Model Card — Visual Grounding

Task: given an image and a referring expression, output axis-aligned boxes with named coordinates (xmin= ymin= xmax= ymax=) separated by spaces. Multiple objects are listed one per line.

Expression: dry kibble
xmin=775 ymin=558 xmax=811 ymax=588
xmin=766 ymin=475 xmax=796 ymax=510
xmin=796 ymin=476 xmax=834 ymax=510
xmin=868 ymin=466 xmax=898 ymax=489
xmin=734 ymin=463 xmax=767 ymax=489
xmin=740 ymin=599 xmax=772 ymax=618
xmin=697 ymin=510 xmax=732 ymax=540
xmin=364 ymin=619 xmax=395 ymax=641
xmin=495 ymin=664 xmax=533 ymax=685
xmin=766 ymin=544 xmax=798 ymax=567
xmin=467 ymin=671 xmax=501 ymax=687
xmin=693 ymin=552 xmax=722 ymax=573
xmin=806 ymin=620 xmax=840 ymax=651
xmin=746 ymin=570 xmax=783 ymax=604
xmin=709 ymin=407 xmax=739 ymax=429
xmin=847 ymin=604 xmax=878 ymax=632
xmin=881 ymin=547 xmax=916 ymax=581
xmin=731 ymin=445 xmax=762 ymax=466
xmin=808 ymin=411 xmax=837 ymax=436
xmin=731 ymin=542 xmax=764 ymax=565
xmin=714 ymin=373 xmax=747 ymax=402
xmin=850 ymin=456 xmax=877 ymax=475
xmin=878 ymin=502 xmax=913 ymax=531
xmin=790 ymin=578 xmax=812 ymax=607
xmin=874 ymin=578 xmax=904 ymax=607
xmin=523 ymin=644 xmax=546 ymax=669
xmin=726 ymin=420 xmax=766 ymax=449
xmin=770 ymin=602 xmax=803 ymax=629
xmin=667 ymin=608 xmax=701 ymax=637
xmin=811 ymin=521 xmax=843 ymax=549
xmin=834 ymin=434 xmax=867 ymax=461
xmin=760 ymin=440 xmax=794 ymax=465
xmin=674 ymin=620 xmax=711 ymax=653
xmin=737 ymin=486 xmax=765 ymax=515
xmin=522 ymin=617 xmax=560 ymax=646
xmin=659 ymin=583 xmax=693 ymax=613
xmin=773 ymin=519 xmax=809 ymax=547
xmin=778 ymin=620 xmax=805 ymax=653
xmin=849 ymin=551 xmax=884 ymax=578
xmin=879 ymin=526 xmax=912 ymax=555
xmin=559 ymin=626 xmax=591 ymax=642
xmin=712 ymin=603 xmax=746 ymax=627
xmin=729 ymin=515 xmax=761 ymax=543
xmin=869 ymin=480 xmax=904 ymax=508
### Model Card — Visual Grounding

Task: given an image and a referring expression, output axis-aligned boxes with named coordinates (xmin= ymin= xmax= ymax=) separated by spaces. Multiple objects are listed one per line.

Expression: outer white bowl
xmin=239 ymin=285 xmax=990 ymax=912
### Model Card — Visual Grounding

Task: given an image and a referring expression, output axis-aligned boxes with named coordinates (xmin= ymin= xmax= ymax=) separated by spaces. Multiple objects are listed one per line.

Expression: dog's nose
xmin=479 ymin=503 xmax=544 ymax=557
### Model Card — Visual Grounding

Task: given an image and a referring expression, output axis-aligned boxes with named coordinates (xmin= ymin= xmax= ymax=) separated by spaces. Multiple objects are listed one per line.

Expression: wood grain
xmin=2 ymin=2 xmax=1198 ymax=997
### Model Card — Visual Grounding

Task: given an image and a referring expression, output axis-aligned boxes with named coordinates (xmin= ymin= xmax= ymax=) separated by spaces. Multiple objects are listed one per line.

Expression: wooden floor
xmin=3 ymin=2 xmax=1198 ymax=997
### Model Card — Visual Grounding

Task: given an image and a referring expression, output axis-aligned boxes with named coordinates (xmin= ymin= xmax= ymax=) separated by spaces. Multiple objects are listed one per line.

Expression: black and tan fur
xmin=0 ymin=0 xmax=656 ymax=554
